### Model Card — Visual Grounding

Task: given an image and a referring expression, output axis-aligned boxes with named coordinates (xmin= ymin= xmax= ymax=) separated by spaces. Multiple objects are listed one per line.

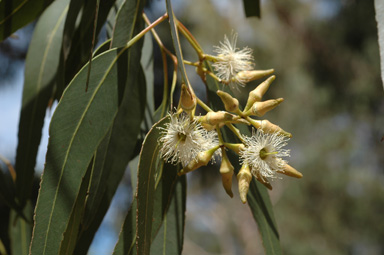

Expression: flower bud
xmin=244 ymin=98 xmax=284 ymax=117
xmin=235 ymin=69 xmax=274 ymax=83
xmin=237 ymin=163 xmax=252 ymax=204
xmin=180 ymin=83 xmax=196 ymax=112
xmin=217 ymin=90 xmax=239 ymax=113
xmin=199 ymin=111 xmax=238 ymax=126
xmin=224 ymin=143 xmax=245 ymax=154
xmin=277 ymin=164 xmax=303 ymax=178
xmin=247 ymin=118 xmax=292 ymax=137
xmin=178 ymin=146 xmax=219 ymax=176
xmin=244 ymin=75 xmax=275 ymax=112
xmin=220 ymin=149 xmax=234 ymax=198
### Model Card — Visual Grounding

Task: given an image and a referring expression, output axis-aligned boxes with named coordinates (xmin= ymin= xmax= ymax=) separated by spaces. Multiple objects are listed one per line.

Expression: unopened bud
xmin=224 ymin=143 xmax=245 ymax=154
xmin=248 ymin=118 xmax=292 ymax=137
xmin=277 ymin=164 xmax=303 ymax=178
xmin=199 ymin=111 xmax=238 ymax=126
xmin=220 ymin=149 xmax=234 ymax=198
xmin=178 ymin=146 xmax=219 ymax=176
xmin=237 ymin=163 xmax=252 ymax=204
xmin=244 ymin=98 xmax=284 ymax=117
xmin=235 ymin=69 xmax=274 ymax=83
xmin=180 ymin=84 xmax=196 ymax=112
xmin=217 ymin=90 xmax=239 ymax=113
xmin=244 ymin=75 xmax=276 ymax=112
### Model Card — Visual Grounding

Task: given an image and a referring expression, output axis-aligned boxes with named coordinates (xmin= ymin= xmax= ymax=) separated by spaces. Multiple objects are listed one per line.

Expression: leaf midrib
xmin=41 ymin=47 xmax=127 ymax=254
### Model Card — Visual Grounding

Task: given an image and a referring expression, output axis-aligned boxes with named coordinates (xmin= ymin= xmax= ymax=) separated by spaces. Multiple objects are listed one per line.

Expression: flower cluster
xmin=157 ymin=32 xmax=302 ymax=204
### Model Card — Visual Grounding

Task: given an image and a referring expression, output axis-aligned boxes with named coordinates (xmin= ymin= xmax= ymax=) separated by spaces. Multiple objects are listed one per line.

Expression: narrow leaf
xmin=165 ymin=0 xmax=191 ymax=87
xmin=29 ymin=48 xmax=129 ymax=255
xmin=136 ymin=117 xmax=168 ymax=255
xmin=0 ymin=0 xmax=53 ymax=41
xmin=150 ymin=175 xmax=186 ymax=255
xmin=113 ymin=117 xmax=184 ymax=255
xmin=72 ymin=1 xmax=146 ymax=251
xmin=74 ymin=65 xmax=146 ymax=254
xmin=61 ymin=0 xmax=115 ymax=92
xmin=58 ymin=158 xmax=93 ymax=255
xmin=9 ymin=201 xmax=33 ymax=255
xmin=111 ymin=0 xmax=143 ymax=48
xmin=242 ymin=0 xmax=261 ymax=18
xmin=15 ymin=0 xmax=69 ymax=209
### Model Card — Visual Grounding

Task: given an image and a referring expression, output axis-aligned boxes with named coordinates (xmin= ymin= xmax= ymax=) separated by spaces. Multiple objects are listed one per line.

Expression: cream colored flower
xmin=239 ymin=128 xmax=290 ymax=181
xmin=159 ymin=113 xmax=219 ymax=167
xmin=213 ymin=33 xmax=254 ymax=90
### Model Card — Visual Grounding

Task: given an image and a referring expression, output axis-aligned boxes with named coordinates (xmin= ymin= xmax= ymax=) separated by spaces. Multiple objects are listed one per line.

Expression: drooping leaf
xmin=113 ymin=117 xmax=184 ymax=255
xmin=242 ymin=0 xmax=261 ymax=18
xmin=71 ymin=1 xmax=147 ymax=252
xmin=150 ymin=175 xmax=186 ymax=255
xmin=204 ymin=62 xmax=282 ymax=254
xmin=58 ymin=158 xmax=93 ymax=255
xmin=15 ymin=0 xmax=69 ymax=209
xmin=60 ymin=0 xmax=115 ymax=93
xmin=9 ymin=201 xmax=33 ymax=255
xmin=136 ymin=117 xmax=168 ymax=255
xmin=111 ymin=0 xmax=144 ymax=48
xmin=29 ymin=47 xmax=132 ymax=255
xmin=0 ymin=0 xmax=53 ymax=41
xmin=74 ymin=65 xmax=146 ymax=254
xmin=165 ymin=0 xmax=191 ymax=87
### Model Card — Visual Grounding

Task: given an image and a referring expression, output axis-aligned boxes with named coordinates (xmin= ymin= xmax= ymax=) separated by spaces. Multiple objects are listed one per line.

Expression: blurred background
xmin=1 ymin=0 xmax=383 ymax=254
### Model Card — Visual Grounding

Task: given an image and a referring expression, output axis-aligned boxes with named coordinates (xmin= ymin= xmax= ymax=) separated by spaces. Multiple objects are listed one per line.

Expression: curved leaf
xmin=111 ymin=0 xmax=143 ymax=48
xmin=113 ymin=117 xmax=184 ymax=255
xmin=150 ymin=175 xmax=186 ymax=255
xmin=15 ymin=0 xmax=69 ymax=209
xmin=0 ymin=0 xmax=53 ymax=41
xmin=9 ymin=202 xmax=33 ymax=255
xmin=29 ymin=47 xmax=129 ymax=255
xmin=165 ymin=0 xmax=191 ymax=87
xmin=136 ymin=117 xmax=168 ymax=255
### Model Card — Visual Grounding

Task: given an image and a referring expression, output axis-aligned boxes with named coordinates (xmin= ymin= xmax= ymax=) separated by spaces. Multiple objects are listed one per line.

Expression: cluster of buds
xmin=158 ymin=33 xmax=302 ymax=204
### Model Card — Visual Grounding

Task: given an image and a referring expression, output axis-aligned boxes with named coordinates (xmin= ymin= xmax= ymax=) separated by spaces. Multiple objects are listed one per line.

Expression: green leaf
xmin=14 ymin=0 xmax=69 ymax=209
xmin=58 ymin=158 xmax=93 ymax=255
xmin=136 ymin=117 xmax=169 ymax=255
xmin=9 ymin=201 xmax=33 ymax=255
xmin=204 ymin=62 xmax=281 ymax=254
xmin=113 ymin=117 xmax=184 ymax=255
xmin=71 ymin=1 xmax=146 ymax=252
xmin=247 ymin=180 xmax=282 ymax=254
xmin=74 ymin=65 xmax=146 ymax=254
xmin=0 ymin=0 xmax=53 ymax=41
xmin=111 ymin=0 xmax=144 ymax=48
xmin=29 ymin=47 xmax=130 ymax=255
xmin=150 ymin=175 xmax=186 ymax=255
xmin=242 ymin=0 xmax=261 ymax=18
xmin=61 ymin=0 xmax=115 ymax=92
xmin=165 ymin=0 xmax=191 ymax=87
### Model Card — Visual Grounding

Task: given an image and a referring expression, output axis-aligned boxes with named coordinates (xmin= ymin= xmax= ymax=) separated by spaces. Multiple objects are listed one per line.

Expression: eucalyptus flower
xmin=239 ymin=128 xmax=290 ymax=181
xmin=213 ymin=33 xmax=254 ymax=90
xmin=159 ymin=113 xmax=219 ymax=167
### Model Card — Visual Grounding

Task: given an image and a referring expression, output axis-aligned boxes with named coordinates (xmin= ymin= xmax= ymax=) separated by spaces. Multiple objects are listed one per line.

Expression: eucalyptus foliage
xmin=0 ymin=0 xmax=300 ymax=254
